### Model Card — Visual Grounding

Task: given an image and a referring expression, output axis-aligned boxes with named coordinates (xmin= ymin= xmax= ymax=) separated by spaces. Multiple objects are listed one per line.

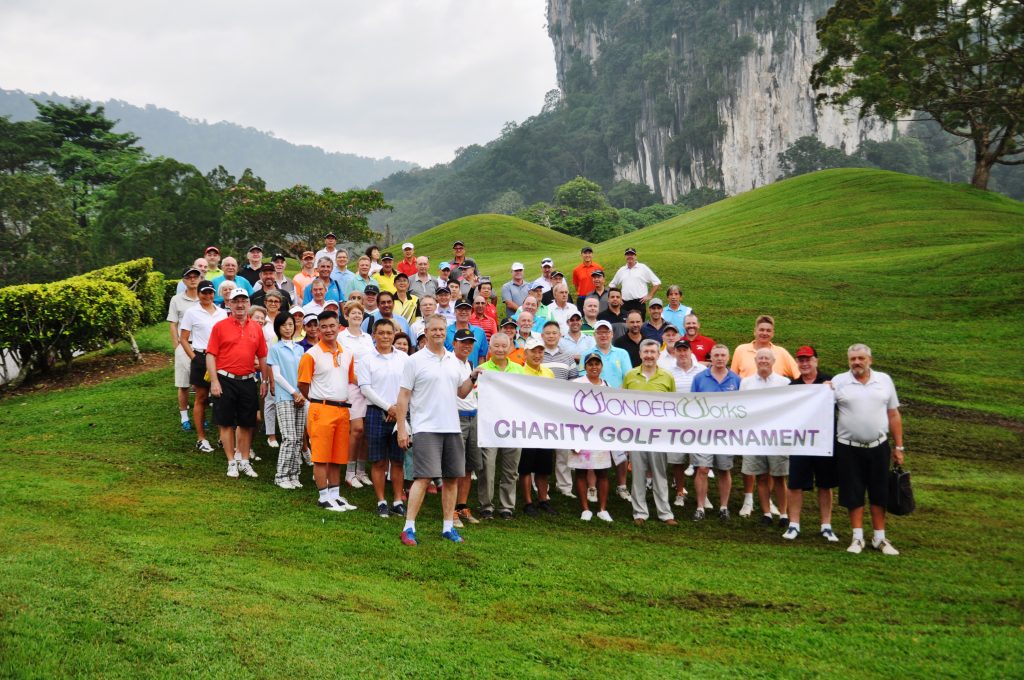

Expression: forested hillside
xmin=0 ymin=88 xmax=414 ymax=191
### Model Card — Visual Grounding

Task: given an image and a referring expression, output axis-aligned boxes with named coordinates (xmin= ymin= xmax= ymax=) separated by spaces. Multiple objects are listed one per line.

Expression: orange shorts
xmin=307 ymin=402 xmax=351 ymax=465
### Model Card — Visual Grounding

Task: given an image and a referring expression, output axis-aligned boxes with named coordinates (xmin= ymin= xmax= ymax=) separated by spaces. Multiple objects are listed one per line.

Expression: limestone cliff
xmin=547 ymin=0 xmax=894 ymax=201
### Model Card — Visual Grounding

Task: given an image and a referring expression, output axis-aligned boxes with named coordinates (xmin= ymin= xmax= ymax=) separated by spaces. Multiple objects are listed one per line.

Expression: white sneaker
xmin=596 ymin=510 xmax=613 ymax=522
xmin=872 ymin=538 xmax=900 ymax=556
xmin=249 ymin=449 xmax=261 ymax=462
xmin=233 ymin=450 xmax=242 ymax=462
xmin=226 ymin=461 xmax=239 ymax=478
xmin=739 ymin=496 xmax=754 ymax=518
xmin=356 ymin=473 xmax=372 ymax=487
xmin=267 ymin=439 xmax=280 ymax=448
xmin=318 ymin=500 xmax=346 ymax=512
xmin=770 ymin=501 xmax=780 ymax=517
xmin=452 ymin=515 xmax=464 ymax=529
xmin=195 ymin=439 xmax=215 ymax=453
xmin=290 ymin=480 xmax=303 ymax=489
xmin=580 ymin=510 xmax=593 ymax=522
xmin=275 ymin=479 xmax=297 ymax=489
xmin=708 ymin=469 xmax=715 ymax=479
xmin=684 ymin=464 xmax=695 ymax=477
xmin=782 ymin=526 xmax=800 ymax=540
xmin=335 ymin=496 xmax=357 ymax=511
xmin=673 ymin=494 xmax=686 ymax=507
xmin=847 ymin=538 xmax=865 ymax=554
xmin=346 ymin=476 xmax=364 ymax=489
xmin=616 ymin=485 xmax=631 ymax=502
xmin=820 ymin=528 xmax=839 ymax=542
xmin=238 ymin=460 xmax=258 ymax=478
xmin=703 ymin=497 xmax=714 ymax=510
xmin=587 ymin=487 xmax=598 ymax=503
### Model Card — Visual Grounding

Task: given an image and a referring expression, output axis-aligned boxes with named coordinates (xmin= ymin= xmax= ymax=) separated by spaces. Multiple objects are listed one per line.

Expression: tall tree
xmin=94 ymin=158 xmax=221 ymax=272
xmin=812 ymin=0 xmax=1023 ymax=189
xmin=0 ymin=173 xmax=83 ymax=284
xmin=0 ymin=116 xmax=58 ymax=174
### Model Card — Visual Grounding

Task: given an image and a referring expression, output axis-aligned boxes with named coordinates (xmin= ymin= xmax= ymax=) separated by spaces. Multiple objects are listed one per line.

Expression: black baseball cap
xmin=624 ymin=247 xmax=637 ymax=255
xmin=591 ymin=269 xmax=605 ymax=277
xmin=500 ymin=317 xmax=517 ymax=328
xmin=271 ymin=253 xmax=287 ymax=262
xmin=324 ymin=232 xmax=336 ymax=238
xmin=364 ymin=284 xmax=380 ymax=295
xmin=259 ymin=263 xmax=275 ymax=272
xmin=435 ymin=287 xmax=451 ymax=296
xmin=453 ymin=328 xmax=476 ymax=342
xmin=581 ymin=246 xmax=593 ymax=253
xmin=381 ymin=252 xmax=394 ymax=261
xmin=393 ymin=272 xmax=409 ymax=281
xmin=452 ymin=240 xmax=465 ymax=247
xmin=182 ymin=266 xmax=202 ymax=277
xmin=455 ymin=300 xmax=472 ymax=309
xmin=674 ymin=339 xmax=692 ymax=350
xmin=197 ymin=280 xmax=215 ymax=293
xmin=248 ymin=244 xmax=263 ymax=253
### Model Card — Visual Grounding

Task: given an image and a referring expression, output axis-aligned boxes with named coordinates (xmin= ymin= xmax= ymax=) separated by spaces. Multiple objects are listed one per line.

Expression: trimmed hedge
xmin=0 ymin=278 xmax=142 ymax=386
xmin=68 ymin=258 xmax=165 ymax=324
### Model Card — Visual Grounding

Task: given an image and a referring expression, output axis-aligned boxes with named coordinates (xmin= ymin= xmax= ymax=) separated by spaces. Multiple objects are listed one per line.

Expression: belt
xmin=459 ymin=410 xmax=478 ymax=418
xmin=217 ymin=370 xmax=256 ymax=380
xmin=837 ymin=436 xmax=887 ymax=449
xmin=193 ymin=349 xmax=206 ymax=354
xmin=312 ymin=399 xmax=351 ymax=408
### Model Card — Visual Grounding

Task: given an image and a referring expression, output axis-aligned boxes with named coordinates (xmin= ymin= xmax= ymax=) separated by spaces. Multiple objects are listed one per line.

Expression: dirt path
xmin=1 ymin=351 xmax=172 ymax=398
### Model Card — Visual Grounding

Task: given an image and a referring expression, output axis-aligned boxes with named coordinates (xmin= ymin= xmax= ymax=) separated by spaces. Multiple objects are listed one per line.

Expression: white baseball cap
xmin=402 ymin=242 xmax=414 ymax=250
xmin=227 ymin=288 xmax=250 ymax=300
xmin=594 ymin=320 xmax=613 ymax=331
xmin=541 ymin=258 xmax=554 ymax=267
xmin=511 ymin=262 xmax=524 ymax=271
xmin=524 ymin=336 xmax=544 ymax=350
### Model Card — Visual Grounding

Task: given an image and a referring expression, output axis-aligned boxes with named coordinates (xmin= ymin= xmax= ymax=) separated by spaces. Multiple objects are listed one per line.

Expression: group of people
xmin=166 ymin=237 xmax=907 ymax=553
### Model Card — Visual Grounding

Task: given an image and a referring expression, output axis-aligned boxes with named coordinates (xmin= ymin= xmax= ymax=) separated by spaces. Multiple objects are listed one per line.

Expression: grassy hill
xmin=408 ymin=170 xmax=1023 ymax=425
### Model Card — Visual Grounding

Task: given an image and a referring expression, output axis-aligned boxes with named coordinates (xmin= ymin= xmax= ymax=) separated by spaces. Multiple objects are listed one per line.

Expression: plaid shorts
xmin=365 ymin=405 xmax=404 ymax=462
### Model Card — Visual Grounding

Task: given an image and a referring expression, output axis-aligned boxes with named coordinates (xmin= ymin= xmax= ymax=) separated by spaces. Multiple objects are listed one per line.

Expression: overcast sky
xmin=0 ymin=0 xmax=557 ymax=166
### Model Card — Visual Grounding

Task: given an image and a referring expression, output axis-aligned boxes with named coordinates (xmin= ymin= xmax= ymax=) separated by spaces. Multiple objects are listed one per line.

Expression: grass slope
xmin=2 ymin=367 xmax=1022 ymax=678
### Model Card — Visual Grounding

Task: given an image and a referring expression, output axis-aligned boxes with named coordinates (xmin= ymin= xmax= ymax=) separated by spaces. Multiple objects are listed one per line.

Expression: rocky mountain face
xmin=547 ymin=0 xmax=893 ymax=201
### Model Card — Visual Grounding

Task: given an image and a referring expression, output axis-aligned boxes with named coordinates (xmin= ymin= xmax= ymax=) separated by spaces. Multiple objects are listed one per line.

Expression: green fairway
xmin=4 ymin=170 xmax=1024 ymax=677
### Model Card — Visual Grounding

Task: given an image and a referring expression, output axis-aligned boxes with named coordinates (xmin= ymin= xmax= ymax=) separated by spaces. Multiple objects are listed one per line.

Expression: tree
xmin=676 ymin=187 xmax=727 ymax=210
xmin=486 ymin=189 xmax=525 ymax=215
xmin=812 ymin=0 xmax=1024 ymax=189
xmin=554 ymin=176 xmax=609 ymax=212
xmin=778 ymin=136 xmax=858 ymax=177
xmin=855 ymin=137 xmax=930 ymax=176
xmin=94 ymin=159 xmax=221 ymax=272
xmin=223 ymin=185 xmax=390 ymax=257
xmin=607 ymin=180 xmax=657 ymax=209
xmin=0 ymin=116 xmax=58 ymax=174
xmin=0 ymin=173 xmax=83 ymax=285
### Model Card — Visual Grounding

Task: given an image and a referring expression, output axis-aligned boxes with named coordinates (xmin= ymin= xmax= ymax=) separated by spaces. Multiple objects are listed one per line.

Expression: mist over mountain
xmin=0 ymin=88 xmax=415 ymax=190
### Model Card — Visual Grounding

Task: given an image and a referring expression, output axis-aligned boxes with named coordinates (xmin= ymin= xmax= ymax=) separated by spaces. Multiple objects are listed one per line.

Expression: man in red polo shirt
xmin=206 ymin=288 xmax=271 ymax=479
xmin=572 ymin=246 xmax=603 ymax=308
xmin=397 ymin=242 xmax=418 ymax=277
xmin=682 ymin=313 xmax=716 ymax=364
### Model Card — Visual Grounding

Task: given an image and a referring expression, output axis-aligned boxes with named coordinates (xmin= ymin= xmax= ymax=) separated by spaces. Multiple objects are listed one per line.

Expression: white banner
xmin=477 ymin=372 xmax=834 ymax=456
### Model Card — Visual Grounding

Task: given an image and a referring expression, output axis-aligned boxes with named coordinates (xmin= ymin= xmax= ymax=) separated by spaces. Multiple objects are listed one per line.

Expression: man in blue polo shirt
xmin=444 ymin=301 xmax=488 ymax=366
xmin=690 ymin=343 xmax=742 ymax=522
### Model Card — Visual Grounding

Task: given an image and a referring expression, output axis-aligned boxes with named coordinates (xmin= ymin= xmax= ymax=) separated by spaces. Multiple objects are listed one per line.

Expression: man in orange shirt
xmin=298 ymin=310 xmax=360 ymax=513
xmin=572 ymin=246 xmax=603 ymax=308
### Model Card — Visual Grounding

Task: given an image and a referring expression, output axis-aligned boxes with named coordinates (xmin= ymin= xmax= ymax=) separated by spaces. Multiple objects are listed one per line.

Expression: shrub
xmin=0 ymin=278 xmax=142 ymax=388
xmin=68 ymin=257 xmax=164 ymax=324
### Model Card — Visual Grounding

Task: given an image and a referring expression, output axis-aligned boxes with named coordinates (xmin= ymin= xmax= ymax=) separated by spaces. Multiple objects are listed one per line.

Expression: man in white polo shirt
xmin=609 ymin=247 xmax=661 ymax=320
xmin=395 ymin=315 xmax=479 ymax=545
xmin=167 ymin=265 xmax=201 ymax=431
xmin=740 ymin=348 xmax=792 ymax=528
xmin=834 ymin=343 xmax=906 ymax=556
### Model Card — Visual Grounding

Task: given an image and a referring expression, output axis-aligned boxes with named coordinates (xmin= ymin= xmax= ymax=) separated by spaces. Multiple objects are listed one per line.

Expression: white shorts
xmin=611 ymin=451 xmax=627 ymax=466
xmin=174 ymin=345 xmax=191 ymax=388
xmin=349 ymin=386 xmax=367 ymax=420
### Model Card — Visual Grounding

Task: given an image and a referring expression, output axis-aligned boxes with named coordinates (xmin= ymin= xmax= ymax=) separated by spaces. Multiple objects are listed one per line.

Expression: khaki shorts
xmin=741 ymin=455 xmax=789 ymax=477
xmin=174 ymin=345 xmax=191 ymax=388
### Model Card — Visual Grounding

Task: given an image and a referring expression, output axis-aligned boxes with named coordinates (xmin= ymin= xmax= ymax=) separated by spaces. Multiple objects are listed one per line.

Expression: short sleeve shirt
xmin=589 ymin=346 xmax=632 ymax=388
xmin=731 ymin=342 xmax=800 ymax=379
xmin=670 ymin=362 xmax=707 ymax=392
xmin=267 ymin=340 xmax=305 ymax=404
xmin=832 ymin=370 xmax=900 ymax=443
xmin=501 ymin=280 xmax=531 ymax=308
xmin=179 ymin=304 xmax=227 ymax=350
xmin=166 ymin=292 xmax=199 ymax=325
xmin=609 ymin=263 xmax=661 ymax=301
xmin=522 ymin=364 xmax=555 ymax=379
xmin=542 ymin=347 xmax=579 ymax=381
xmin=400 ymin=348 xmax=463 ymax=433
xmin=297 ymin=340 xmax=356 ymax=402
xmin=691 ymin=369 xmax=742 ymax=392
xmin=207 ymin=317 xmax=268 ymax=375
xmin=622 ymin=366 xmax=676 ymax=393
xmin=356 ymin=348 xmax=409 ymax=406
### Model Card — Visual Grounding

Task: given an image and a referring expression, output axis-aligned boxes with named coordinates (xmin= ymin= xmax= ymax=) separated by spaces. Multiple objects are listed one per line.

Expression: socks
xmin=872 ymin=530 xmax=886 ymax=546
xmin=744 ymin=492 xmax=753 ymax=502
xmin=442 ymin=520 xmax=454 ymax=533
xmin=345 ymin=461 xmax=356 ymax=480
xmin=318 ymin=487 xmax=330 ymax=503
xmin=392 ymin=500 xmax=403 ymax=507
xmin=852 ymin=527 xmax=864 ymax=541
xmin=180 ymin=409 xmax=189 ymax=423
xmin=820 ymin=523 xmax=832 ymax=532
xmin=328 ymin=485 xmax=339 ymax=502
xmin=403 ymin=520 xmax=415 ymax=532
xmin=789 ymin=522 xmax=801 ymax=532
xmin=355 ymin=459 xmax=366 ymax=476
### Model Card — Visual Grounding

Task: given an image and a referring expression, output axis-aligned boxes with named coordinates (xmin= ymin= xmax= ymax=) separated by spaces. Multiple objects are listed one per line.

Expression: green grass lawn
xmin=4 ymin=170 xmax=1023 ymax=677
xmin=1 ymin=366 xmax=1022 ymax=678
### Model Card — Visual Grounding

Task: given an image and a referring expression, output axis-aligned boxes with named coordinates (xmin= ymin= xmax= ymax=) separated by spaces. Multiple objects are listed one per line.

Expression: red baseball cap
xmin=795 ymin=345 xmax=817 ymax=358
